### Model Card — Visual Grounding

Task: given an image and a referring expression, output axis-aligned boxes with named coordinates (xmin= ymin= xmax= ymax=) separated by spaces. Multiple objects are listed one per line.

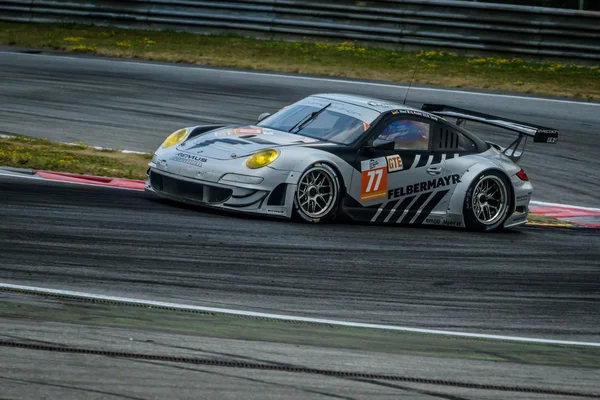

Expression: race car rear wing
xmin=421 ymin=104 xmax=559 ymax=162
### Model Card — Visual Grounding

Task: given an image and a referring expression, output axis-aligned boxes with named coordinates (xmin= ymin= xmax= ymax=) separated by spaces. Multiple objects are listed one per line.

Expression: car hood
xmin=176 ymin=126 xmax=323 ymax=160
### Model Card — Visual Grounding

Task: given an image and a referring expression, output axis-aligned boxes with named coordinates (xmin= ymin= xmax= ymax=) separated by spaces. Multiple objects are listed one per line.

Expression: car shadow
xmin=147 ymin=195 xmax=531 ymax=234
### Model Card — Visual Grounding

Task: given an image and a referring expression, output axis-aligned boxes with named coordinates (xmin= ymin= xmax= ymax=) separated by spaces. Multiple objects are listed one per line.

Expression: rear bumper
xmin=503 ymin=177 xmax=533 ymax=228
xmin=503 ymin=207 xmax=529 ymax=228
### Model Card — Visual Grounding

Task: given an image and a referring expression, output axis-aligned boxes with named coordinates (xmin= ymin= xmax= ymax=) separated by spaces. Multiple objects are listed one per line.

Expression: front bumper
xmin=146 ymin=168 xmax=295 ymax=218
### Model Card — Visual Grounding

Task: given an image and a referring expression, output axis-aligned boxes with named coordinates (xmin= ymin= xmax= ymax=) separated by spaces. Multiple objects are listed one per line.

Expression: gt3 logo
xmin=361 ymin=168 xmax=387 ymax=201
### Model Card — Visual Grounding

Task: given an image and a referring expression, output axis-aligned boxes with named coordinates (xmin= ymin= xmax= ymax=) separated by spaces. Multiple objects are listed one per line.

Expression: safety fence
xmin=454 ymin=0 xmax=598 ymax=11
xmin=1 ymin=0 xmax=599 ymax=61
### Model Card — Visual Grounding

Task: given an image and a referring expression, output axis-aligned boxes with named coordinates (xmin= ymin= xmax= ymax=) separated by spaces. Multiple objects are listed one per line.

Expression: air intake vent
xmin=439 ymin=128 xmax=459 ymax=149
xmin=150 ymin=171 xmax=232 ymax=204
xmin=267 ymin=183 xmax=288 ymax=205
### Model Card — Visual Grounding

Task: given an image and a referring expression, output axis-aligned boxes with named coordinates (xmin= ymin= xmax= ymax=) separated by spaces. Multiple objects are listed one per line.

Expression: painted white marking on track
xmin=0 ymin=283 xmax=597 ymax=347
xmin=529 ymin=200 xmax=600 ymax=212
xmin=0 ymin=171 xmax=41 ymax=180
xmin=3 ymin=52 xmax=599 ymax=108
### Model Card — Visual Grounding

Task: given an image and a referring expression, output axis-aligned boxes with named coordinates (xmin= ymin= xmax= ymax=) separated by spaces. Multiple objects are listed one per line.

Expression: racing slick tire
xmin=463 ymin=170 xmax=512 ymax=232
xmin=293 ymin=163 xmax=341 ymax=223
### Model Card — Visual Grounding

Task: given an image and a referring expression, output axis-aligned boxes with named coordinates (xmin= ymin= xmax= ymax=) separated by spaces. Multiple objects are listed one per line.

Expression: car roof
xmin=312 ymin=93 xmax=423 ymax=114
xmin=309 ymin=93 xmax=489 ymax=152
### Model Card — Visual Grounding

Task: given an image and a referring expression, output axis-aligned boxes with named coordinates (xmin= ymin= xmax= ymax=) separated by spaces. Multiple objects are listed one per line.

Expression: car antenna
xmin=402 ymin=57 xmax=421 ymax=105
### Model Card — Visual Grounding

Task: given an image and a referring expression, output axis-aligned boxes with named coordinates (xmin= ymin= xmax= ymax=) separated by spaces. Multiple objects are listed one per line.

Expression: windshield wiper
xmin=288 ymin=103 xmax=332 ymax=134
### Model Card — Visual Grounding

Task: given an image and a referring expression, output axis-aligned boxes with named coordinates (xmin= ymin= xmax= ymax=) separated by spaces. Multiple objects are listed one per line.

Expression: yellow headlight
xmin=161 ymin=129 xmax=188 ymax=148
xmin=246 ymin=148 xmax=279 ymax=169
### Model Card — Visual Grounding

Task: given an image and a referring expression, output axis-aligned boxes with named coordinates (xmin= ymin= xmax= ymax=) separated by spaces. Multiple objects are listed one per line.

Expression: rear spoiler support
xmin=421 ymin=104 xmax=559 ymax=163
xmin=504 ymin=134 xmax=527 ymax=163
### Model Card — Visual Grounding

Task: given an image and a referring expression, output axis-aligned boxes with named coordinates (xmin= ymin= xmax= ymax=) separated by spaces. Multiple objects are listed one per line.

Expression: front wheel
xmin=463 ymin=170 xmax=512 ymax=232
xmin=293 ymin=163 xmax=341 ymax=223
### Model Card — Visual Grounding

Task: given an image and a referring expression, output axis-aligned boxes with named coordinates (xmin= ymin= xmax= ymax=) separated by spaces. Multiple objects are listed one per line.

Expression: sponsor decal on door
xmin=386 ymin=154 xmax=403 ymax=172
xmin=360 ymin=157 xmax=388 ymax=201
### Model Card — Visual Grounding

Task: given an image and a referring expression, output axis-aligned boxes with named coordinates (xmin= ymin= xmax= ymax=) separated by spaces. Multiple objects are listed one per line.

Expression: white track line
xmin=1 ymin=283 xmax=598 ymax=347
xmin=4 ymin=52 xmax=600 ymax=108
xmin=0 ymin=170 xmax=41 ymax=181
xmin=529 ymin=200 xmax=600 ymax=213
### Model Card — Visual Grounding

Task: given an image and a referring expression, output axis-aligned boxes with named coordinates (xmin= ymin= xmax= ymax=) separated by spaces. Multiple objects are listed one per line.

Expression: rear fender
xmin=447 ymin=161 xmax=514 ymax=216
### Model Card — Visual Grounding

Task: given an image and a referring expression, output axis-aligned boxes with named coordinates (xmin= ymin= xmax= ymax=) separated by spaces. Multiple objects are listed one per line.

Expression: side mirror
xmin=370 ymin=139 xmax=395 ymax=150
xmin=257 ymin=112 xmax=271 ymax=123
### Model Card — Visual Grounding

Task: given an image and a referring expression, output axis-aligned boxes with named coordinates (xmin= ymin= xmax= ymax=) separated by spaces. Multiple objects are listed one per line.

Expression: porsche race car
xmin=146 ymin=94 xmax=558 ymax=231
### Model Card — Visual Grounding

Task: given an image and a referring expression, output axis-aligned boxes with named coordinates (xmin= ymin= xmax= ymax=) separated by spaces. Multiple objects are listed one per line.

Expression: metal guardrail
xmin=1 ymin=0 xmax=599 ymax=61
xmin=456 ymin=0 xmax=598 ymax=12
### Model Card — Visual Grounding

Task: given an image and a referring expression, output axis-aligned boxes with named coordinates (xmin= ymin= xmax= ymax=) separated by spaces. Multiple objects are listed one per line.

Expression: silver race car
xmin=146 ymin=94 xmax=558 ymax=231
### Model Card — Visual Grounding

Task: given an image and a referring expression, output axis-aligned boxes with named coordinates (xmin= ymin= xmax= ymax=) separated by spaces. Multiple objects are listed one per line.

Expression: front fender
xmin=272 ymin=147 xmax=355 ymax=188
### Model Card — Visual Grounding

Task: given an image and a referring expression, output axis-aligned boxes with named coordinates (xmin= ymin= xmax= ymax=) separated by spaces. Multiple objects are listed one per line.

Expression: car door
xmin=346 ymin=114 xmax=449 ymax=223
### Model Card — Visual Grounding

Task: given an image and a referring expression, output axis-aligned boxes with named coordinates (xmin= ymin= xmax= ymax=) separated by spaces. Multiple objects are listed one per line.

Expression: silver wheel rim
xmin=472 ymin=176 xmax=508 ymax=225
xmin=297 ymin=167 xmax=336 ymax=219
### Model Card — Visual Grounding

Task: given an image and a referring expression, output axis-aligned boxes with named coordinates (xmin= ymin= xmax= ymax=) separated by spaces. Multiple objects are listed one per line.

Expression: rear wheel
xmin=463 ymin=170 xmax=511 ymax=231
xmin=294 ymin=163 xmax=341 ymax=223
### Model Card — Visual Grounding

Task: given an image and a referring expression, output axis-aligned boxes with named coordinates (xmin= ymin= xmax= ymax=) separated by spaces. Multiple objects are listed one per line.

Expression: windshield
xmin=258 ymin=97 xmax=379 ymax=144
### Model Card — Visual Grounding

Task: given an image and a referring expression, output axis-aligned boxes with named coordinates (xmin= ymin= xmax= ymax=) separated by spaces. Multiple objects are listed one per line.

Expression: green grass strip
xmin=0 ymin=135 xmax=150 ymax=179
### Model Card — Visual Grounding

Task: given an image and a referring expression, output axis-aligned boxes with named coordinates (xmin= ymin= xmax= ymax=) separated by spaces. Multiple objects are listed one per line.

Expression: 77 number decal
xmin=360 ymin=166 xmax=388 ymax=201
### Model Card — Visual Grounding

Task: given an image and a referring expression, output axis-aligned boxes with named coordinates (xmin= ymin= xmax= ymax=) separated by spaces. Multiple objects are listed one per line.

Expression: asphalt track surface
xmin=1 ymin=174 xmax=598 ymax=343
xmin=1 ymin=49 xmax=600 ymax=398
xmin=1 ymin=49 xmax=599 ymax=207
xmin=0 ymin=48 xmax=599 ymax=338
